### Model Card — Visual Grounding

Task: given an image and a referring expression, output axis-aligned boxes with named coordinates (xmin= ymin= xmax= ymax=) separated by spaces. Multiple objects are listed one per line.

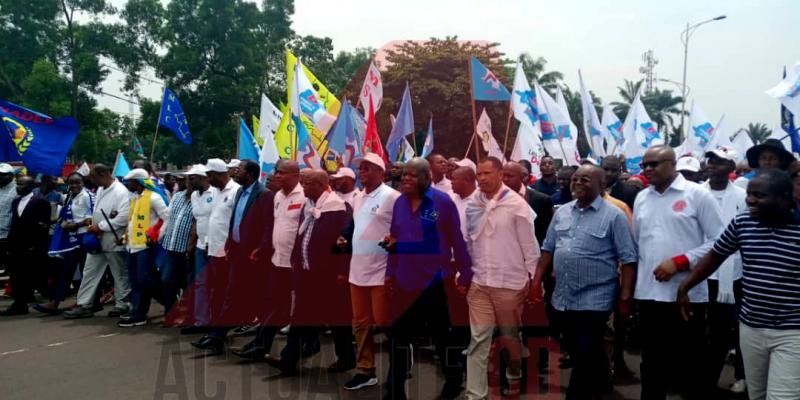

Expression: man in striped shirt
xmin=678 ymin=169 xmax=800 ymax=400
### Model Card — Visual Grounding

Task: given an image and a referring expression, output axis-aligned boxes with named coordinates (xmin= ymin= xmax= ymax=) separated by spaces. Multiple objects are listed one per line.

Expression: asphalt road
xmin=0 ymin=294 xmax=742 ymax=400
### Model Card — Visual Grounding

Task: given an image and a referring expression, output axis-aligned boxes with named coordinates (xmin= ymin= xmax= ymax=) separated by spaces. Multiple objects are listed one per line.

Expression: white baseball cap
xmin=705 ymin=146 xmax=738 ymax=163
xmin=331 ymin=167 xmax=356 ymax=180
xmin=124 ymin=168 xmax=149 ymax=180
xmin=353 ymin=152 xmax=386 ymax=172
xmin=186 ymin=164 xmax=208 ymax=176
xmin=0 ymin=163 xmax=13 ymax=174
xmin=227 ymin=159 xmax=241 ymax=168
xmin=453 ymin=158 xmax=477 ymax=173
xmin=676 ymin=156 xmax=701 ymax=173
xmin=205 ymin=158 xmax=228 ymax=173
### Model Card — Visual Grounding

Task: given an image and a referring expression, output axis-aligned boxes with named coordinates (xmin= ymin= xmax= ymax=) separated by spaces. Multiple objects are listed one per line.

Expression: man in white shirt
xmin=118 ymin=168 xmax=169 ymax=327
xmin=465 ymin=157 xmax=540 ymax=400
xmin=186 ymin=164 xmax=213 ymax=331
xmin=64 ymin=164 xmax=132 ymax=320
xmin=633 ymin=145 xmax=724 ymax=399
xmin=340 ymin=153 xmax=400 ymax=391
xmin=449 ymin=166 xmax=477 ymax=243
xmin=332 ymin=167 xmax=359 ymax=207
xmin=428 ymin=153 xmax=453 ymax=193
xmin=703 ymin=147 xmax=748 ymax=393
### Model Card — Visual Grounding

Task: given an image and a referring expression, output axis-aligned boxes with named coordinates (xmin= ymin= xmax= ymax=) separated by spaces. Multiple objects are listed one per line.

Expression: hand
xmin=456 ymin=284 xmax=468 ymax=296
xmin=528 ymin=280 xmax=544 ymax=304
xmin=249 ymin=249 xmax=259 ymax=263
xmin=109 ymin=210 xmax=118 ymax=219
xmin=618 ymin=291 xmax=633 ymax=321
xmin=336 ymin=236 xmax=348 ymax=248
xmin=336 ymin=274 xmax=347 ymax=286
xmin=380 ymin=235 xmax=397 ymax=252
xmin=654 ymin=259 xmax=678 ymax=282
xmin=677 ymin=285 xmax=693 ymax=321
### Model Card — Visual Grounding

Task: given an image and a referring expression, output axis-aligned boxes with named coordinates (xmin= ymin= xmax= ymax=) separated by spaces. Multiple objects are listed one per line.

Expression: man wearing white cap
xmin=227 ymin=159 xmax=241 ymax=177
xmin=339 ymin=152 xmax=400 ymax=390
xmin=676 ymin=156 xmax=702 ymax=183
xmin=118 ymin=168 xmax=170 ymax=327
xmin=703 ymin=147 xmax=748 ymax=393
xmin=332 ymin=167 xmax=358 ymax=207
xmin=64 ymin=164 xmax=132 ymax=319
xmin=0 ymin=163 xmax=16 ymax=266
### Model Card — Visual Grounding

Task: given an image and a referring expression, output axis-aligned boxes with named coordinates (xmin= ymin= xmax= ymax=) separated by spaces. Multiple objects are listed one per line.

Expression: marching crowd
xmin=1 ymin=138 xmax=799 ymax=400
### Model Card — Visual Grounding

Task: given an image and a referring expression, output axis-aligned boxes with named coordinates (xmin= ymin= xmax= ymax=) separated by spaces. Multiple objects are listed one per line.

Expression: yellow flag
xmin=252 ymin=115 xmax=263 ymax=146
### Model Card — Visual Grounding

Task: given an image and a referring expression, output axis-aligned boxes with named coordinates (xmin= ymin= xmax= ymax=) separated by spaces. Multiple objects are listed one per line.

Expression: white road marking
xmin=96 ymin=333 xmax=119 ymax=338
xmin=1 ymin=348 xmax=28 ymax=356
xmin=47 ymin=342 xmax=66 ymax=347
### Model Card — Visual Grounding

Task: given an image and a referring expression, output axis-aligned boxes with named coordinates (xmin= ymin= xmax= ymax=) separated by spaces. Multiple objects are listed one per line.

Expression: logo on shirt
xmin=672 ymin=199 xmax=687 ymax=213
xmin=224 ymin=196 xmax=229 ymax=203
xmin=288 ymin=203 xmax=302 ymax=211
xmin=206 ymin=196 xmax=212 ymax=203
xmin=370 ymin=204 xmax=380 ymax=213
xmin=421 ymin=209 xmax=439 ymax=222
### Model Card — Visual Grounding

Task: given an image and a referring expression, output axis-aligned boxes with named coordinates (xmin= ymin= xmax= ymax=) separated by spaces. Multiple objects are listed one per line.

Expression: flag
xmin=705 ymin=114 xmax=732 ymax=152
xmin=621 ymin=90 xmax=662 ymax=173
xmin=258 ymin=121 xmax=280 ymax=182
xmin=258 ymin=93 xmax=282 ymax=146
xmin=131 ymin=136 xmax=145 ymax=158
xmin=0 ymin=101 xmax=80 ymax=176
xmin=113 ymin=152 xmax=130 ymax=177
xmin=477 ymin=108 xmax=505 ymax=161
xmin=291 ymin=61 xmax=322 ymax=169
xmin=252 ymin=116 xmax=261 ymax=146
xmin=359 ymin=61 xmax=383 ymax=113
xmin=159 ymin=88 xmax=192 ymax=144
xmin=470 ymin=56 xmax=511 ymax=101
xmin=294 ymin=58 xmax=337 ymax=134
xmin=401 ymin=137 xmax=416 ymax=161
xmin=578 ymin=71 xmax=606 ymax=158
xmin=421 ymin=117 xmax=434 ymax=158
xmin=780 ymin=66 xmax=800 ymax=153
xmin=325 ymin=102 xmax=362 ymax=168
xmin=535 ymin=83 xmax=580 ymax=166
xmin=555 ymin=87 xmax=581 ymax=156
xmin=766 ymin=62 xmax=800 ymax=122
xmin=362 ymin=96 xmax=386 ymax=161
xmin=238 ymin=118 xmax=260 ymax=161
xmin=510 ymin=122 xmax=544 ymax=177
xmin=601 ymin=105 xmax=625 ymax=156
xmin=510 ymin=61 xmax=544 ymax=176
xmin=76 ymin=162 xmax=90 ymax=177
xmin=682 ymin=102 xmax=715 ymax=157
xmin=731 ymin=130 xmax=754 ymax=162
xmin=386 ymin=82 xmax=415 ymax=162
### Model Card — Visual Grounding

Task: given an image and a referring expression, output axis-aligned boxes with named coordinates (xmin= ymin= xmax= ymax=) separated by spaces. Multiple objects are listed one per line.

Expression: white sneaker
xmin=730 ymin=379 xmax=747 ymax=394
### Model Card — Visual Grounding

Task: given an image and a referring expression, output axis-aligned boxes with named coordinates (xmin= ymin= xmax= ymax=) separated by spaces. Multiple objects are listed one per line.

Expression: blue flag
xmin=0 ymin=101 xmax=79 ymax=176
xmin=159 ymin=88 xmax=192 ymax=144
xmin=470 ymin=56 xmax=511 ymax=101
xmin=781 ymin=67 xmax=800 ymax=153
xmin=387 ymin=82 xmax=415 ymax=162
xmin=238 ymin=118 xmax=259 ymax=161
xmin=113 ymin=152 xmax=131 ymax=177
xmin=421 ymin=117 xmax=434 ymax=158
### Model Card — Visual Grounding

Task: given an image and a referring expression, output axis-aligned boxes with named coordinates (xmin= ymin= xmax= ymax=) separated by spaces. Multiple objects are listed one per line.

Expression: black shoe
xmin=33 ymin=303 xmax=60 ymax=315
xmin=231 ymin=342 xmax=266 ymax=360
xmin=63 ymin=305 xmax=94 ymax=319
xmin=107 ymin=306 xmax=129 ymax=317
xmin=191 ymin=336 xmax=224 ymax=354
xmin=344 ymin=373 xmax=378 ymax=391
xmin=117 ymin=316 xmax=148 ymax=327
xmin=440 ymin=381 xmax=464 ymax=399
xmin=232 ymin=325 xmax=258 ymax=336
xmin=0 ymin=304 xmax=28 ymax=316
xmin=180 ymin=326 xmax=208 ymax=335
xmin=301 ymin=338 xmax=321 ymax=358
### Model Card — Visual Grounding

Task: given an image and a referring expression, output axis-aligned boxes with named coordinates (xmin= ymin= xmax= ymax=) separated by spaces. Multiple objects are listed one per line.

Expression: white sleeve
xmin=687 ymin=189 xmax=725 ymax=267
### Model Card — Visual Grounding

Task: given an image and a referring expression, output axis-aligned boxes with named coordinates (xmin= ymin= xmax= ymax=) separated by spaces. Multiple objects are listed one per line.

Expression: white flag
xmin=601 ymin=105 xmax=625 ymax=156
xmin=295 ymin=58 xmax=337 ymax=133
xmin=681 ymin=102 xmax=715 ymax=158
xmin=359 ymin=62 xmax=383 ymax=116
xmin=555 ymin=87 xmax=580 ymax=156
xmin=76 ymin=162 xmax=90 ymax=177
xmin=578 ymin=71 xmax=606 ymax=158
xmin=621 ymin=90 xmax=661 ymax=173
xmin=477 ymin=108 xmax=506 ymax=162
xmin=401 ymin=137 xmax=416 ymax=161
xmin=535 ymin=83 xmax=580 ymax=166
xmin=731 ymin=130 xmax=754 ymax=162
xmin=766 ymin=62 xmax=800 ymax=117
xmin=258 ymin=93 xmax=282 ymax=145
xmin=704 ymin=114 xmax=732 ymax=152
xmin=510 ymin=122 xmax=544 ymax=177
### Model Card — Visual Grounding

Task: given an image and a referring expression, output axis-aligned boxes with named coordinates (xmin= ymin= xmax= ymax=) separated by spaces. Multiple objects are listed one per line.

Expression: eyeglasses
xmin=639 ymin=159 xmax=674 ymax=170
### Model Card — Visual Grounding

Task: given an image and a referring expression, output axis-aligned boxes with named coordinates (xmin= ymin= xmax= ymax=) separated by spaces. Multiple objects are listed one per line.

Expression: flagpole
xmin=113 ymin=149 xmax=121 ymax=175
xmin=468 ymin=58 xmax=480 ymax=163
xmin=502 ymin=99 xmax=514 ymax=158
xmin=149 ymin=86 xmax=165 ymax=161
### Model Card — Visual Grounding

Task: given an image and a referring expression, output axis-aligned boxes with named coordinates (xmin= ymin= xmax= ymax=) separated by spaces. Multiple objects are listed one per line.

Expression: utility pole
xmin=639 ymin=50 xmax=659 ymax=94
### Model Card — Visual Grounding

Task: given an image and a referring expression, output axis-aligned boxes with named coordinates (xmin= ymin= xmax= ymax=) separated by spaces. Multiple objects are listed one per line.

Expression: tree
xmin=503 ymin=53 xmax=564 ymax=93
xmin=611 ymin=79 xmax=685 ymax=144
xmin=557 ymin=85 xmax=602 ymax=157
xmin=744 ymin=122 xmax=772 ymax=144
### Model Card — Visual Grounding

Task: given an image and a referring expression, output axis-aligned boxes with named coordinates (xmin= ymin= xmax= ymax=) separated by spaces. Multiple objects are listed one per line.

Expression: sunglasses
xmin=639 ymin=159 xmax=674 ymax=170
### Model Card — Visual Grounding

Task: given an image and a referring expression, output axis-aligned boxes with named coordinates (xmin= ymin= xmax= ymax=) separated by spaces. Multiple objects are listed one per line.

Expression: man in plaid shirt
xmin=159 ymin=174 xmax=193 ymax=316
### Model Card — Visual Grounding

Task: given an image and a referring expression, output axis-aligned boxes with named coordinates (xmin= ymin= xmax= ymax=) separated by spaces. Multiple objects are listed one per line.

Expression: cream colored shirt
xmin=272 ymin=183 xmax=306 ymax=268
xmin=206 ymin=179 xmax=240 ymax=257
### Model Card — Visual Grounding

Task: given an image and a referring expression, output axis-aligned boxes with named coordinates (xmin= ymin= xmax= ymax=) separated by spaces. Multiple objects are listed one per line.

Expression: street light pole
xmin=678 ymin=15 xmax=726 ymax=144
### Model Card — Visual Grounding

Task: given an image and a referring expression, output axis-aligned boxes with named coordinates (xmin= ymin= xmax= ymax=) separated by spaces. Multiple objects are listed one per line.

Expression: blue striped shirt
xmin=161 ymin=190 xmax=193 ymax=252
xmin=713 ymin=212 xmax=800 ymax=330
xmin=542 ymin=196 xmax=638 ymax=312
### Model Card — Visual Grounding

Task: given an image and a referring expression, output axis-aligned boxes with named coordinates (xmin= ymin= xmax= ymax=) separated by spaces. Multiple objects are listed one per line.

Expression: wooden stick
xmin=502 ymin=98 xmax=514 ymax=158
xmin=149 ymin=86 xmax=165 ymax=161
xmin=469 ymin=59 xmax=480 ymax=164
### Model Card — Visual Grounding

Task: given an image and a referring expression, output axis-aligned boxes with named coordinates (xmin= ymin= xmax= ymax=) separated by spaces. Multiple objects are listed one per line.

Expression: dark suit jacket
xmin=8 ymin=194 xmax=51 ymax=254
xmin=525 ymin=188 xmax=554 ymax=246
xmin=225 ymin=182 xmax=274 ymax=260
xmin=609 ymin=180 xmax=640 ymax=211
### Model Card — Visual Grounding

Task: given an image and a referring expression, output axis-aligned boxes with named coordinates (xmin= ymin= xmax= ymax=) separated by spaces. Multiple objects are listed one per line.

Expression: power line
xmin=103 ymin=64 xmax=165 ymax=86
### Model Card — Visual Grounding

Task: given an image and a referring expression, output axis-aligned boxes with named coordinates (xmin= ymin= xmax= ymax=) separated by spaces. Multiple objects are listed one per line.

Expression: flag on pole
xmin=113 ymin=152 xmax=131 ymax=177
xmin=555 ymin=87 xmax=580 ymax=156
xmin=252 ymin=116 xmax=261 ymax=146
xmin=682 ymin=102 xmax=716 ymax=157
xmin=294 ymin=58 xmax=337 ymax=134
xmin=258 ymin=124 xmax=280 ymax=182
xmin=362 ymin=96 xmax=386 ymax=161
xmin=510 ymin=122 xmax=544 ymax=177
xmin=159 ymin=88 xmax=192 ymax=144
xmin=621 ymin=90 xmax=662 ymax=173
xmin=76 ymin=162 xmax=90 ymax=177
xmin=401 ymin=137 xmax=416 ymax=161
xmin=386 ymin=82 xmax=415 ymax=162
xmin=131 ymin=136 xmax=145 ymax=158
xmin=578 ymin=71 xmax=606 ymax=158
xmin=291 ymin=61 xmax=322 ymax=169
xmin=325 ymin=102 xmax=363 ymax=168
xmin=359 ymin=62 xmax=383 ymax=114
xmin=0 ymin=101 xmax=80 ymax=176
xmin=421 ymin=117 xmax=434 ymax=158
xmin=258 ymin=93 xmax=282 ymax=146
xmin=470 ymin=56 xmax=511 ymax=101
xmin=477 ymin=108 xmax=505 ymax=161
xmin=510 ymin=61 xmax=544 ymax=176
xmin=238 ymin=118 xmax=260 ymax=161
xmin=601 ymin=105 xmax=625 ymax=156
xmin=767 ymin=63 xmax=800 ymax=123
xmin=535 ymin=83 xmax=580 ymax=166
xmin=731 ymin=130 xmax=754 ymax=162
xmin=704 ymin=114 xmax=732 ymax=152
xmin=780 ymin=66 xmax=800 ymax=153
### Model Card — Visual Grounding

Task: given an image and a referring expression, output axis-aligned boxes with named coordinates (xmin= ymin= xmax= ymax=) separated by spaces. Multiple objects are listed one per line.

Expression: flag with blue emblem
xmin=113 ymin=151 xmax=131 ymax=177
xmin=779 ymin=66 xmax=800 ymax=153
xmin=535 ymin=83 xmax=580 ymax=166
xmin=0 ymin=101 xmax=79 ymax=176
xmin=159 ymin=88 xmax=192 ymax=144
xmin=386 ymin=82 xmax=415 ymax=162
xmin=325 ymin=102 xmax=362 ymax=169
xmin=578 ymin=71 xmax=606 ymax=158
xmin=421 ymin=117 xmax=434 ymax=158
xmin=470 ymin=56 xmax=511 ymax=101
xmin=622 ymin=90 xmax=662 ymax=173
xmin=601 ymin=105 xmax=624 ymax=156
xmin=292 ymin=60 xmax=321 ymax=169
xmin=238 ymin=118 xmax=260 ymax=161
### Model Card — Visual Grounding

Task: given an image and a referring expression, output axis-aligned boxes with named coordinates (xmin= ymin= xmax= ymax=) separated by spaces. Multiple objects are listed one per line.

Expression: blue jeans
xmin=52 ymin=247 xmax=86 ymax=303
xmin=161 ymin=250 xmax=187 ymax=314
xmin=127 ymin=247 xmax=158 ymax=319
xmin=193 ymin=248 xmax=210 ymax=326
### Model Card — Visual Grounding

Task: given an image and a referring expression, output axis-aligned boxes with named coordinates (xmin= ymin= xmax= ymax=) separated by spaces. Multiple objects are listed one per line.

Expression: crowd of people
xmin=1 ymin=138 xmax=799 ymax=400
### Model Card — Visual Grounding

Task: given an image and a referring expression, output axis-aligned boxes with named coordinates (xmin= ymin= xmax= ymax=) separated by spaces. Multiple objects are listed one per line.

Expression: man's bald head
xmin=642 ymin=145 xmax=678 ymax=190
xmin=301 ymin=169 xmax=330 ymax=201
xmin=275 ymin=159 xmax=301 ymax=193
xmin=451 ymin=166 xmax=476 ymax=197
xmin=308 ymin=169 xmax=329 ymax=186
xmin=571 ymin=164 xmax=605 ymax=205
xmin=502 ymin=162 xmax=528 ymax=192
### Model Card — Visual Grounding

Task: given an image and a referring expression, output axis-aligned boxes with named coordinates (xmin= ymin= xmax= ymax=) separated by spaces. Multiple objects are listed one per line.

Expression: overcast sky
xmin=98 ymin=0 xmax=799 ymax=135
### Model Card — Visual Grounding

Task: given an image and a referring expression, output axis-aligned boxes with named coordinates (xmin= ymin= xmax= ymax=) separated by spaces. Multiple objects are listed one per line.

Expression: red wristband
xmin=672 ymin=255 xmax=690 ymax=271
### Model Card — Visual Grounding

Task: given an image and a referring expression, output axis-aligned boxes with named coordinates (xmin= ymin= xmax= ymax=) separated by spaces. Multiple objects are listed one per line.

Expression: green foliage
xmin=744 ymin=122 xmax=772 ymax=144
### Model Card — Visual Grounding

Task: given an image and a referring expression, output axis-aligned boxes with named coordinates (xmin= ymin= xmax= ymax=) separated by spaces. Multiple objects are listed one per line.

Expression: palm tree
xmin=610 ymin=79 xmax=685 ymax=143
xmin=610 ymin=79 xmax=643 ymax=119
xmin=505 ymin=53 xmax=563 ymax=92
xmin=744 ymin=122 xmax=772 ymax=144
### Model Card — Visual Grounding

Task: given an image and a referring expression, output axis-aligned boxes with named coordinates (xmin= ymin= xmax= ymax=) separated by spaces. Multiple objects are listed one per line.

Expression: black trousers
xmin=708 ymin=279 xmax=745 ymax=384
xmin=279 ymin=325 xmax=355 ymax=371
xmin=560 ymin=310 xmax=612 ymax=400
xmin=638 ymin=300 xmax=711 ymax=400
xmin=251 ymin=267 xmax=293 ymax=351
xmin=8 ymin=249 xmax=47 ymax=307
xmin=385 ymin=277 xmax=464 ymax=397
